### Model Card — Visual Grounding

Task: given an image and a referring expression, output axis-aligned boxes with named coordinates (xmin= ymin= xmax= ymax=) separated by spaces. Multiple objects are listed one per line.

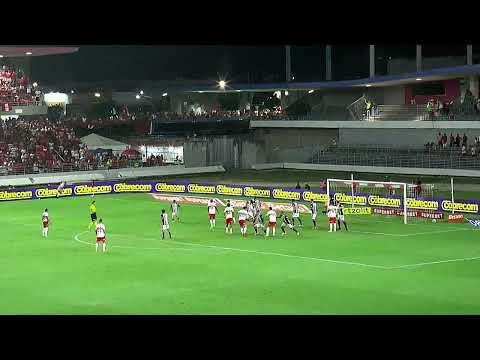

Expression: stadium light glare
xmin=162 ymin=92 xmax=168 ymax=97
xmin=284 ymin=91 xmax=289 ymax=96
xmin=308 ymin=89 xmax=314 ymax=93
xmin=218 ymin=80 xmax=226 ymax=89
xmin=140 ymin=90 xmax=144 ymax=95
xmin=71 ymin=90 xmax=75 ymax=94
xmin=135 ymin=94 xmax=141 ymax=99
xmin=0 ymin=55 xmax=3 ymax=58
xmin=365 ymin=84 xmax=372 ymax=87
xmin=416 ymin=78 xmax=422 ymax=81
xmin=94 ymin=93 xmax=101 ymax=98
xmin=25 ymin=51 xmax=32 ymax=55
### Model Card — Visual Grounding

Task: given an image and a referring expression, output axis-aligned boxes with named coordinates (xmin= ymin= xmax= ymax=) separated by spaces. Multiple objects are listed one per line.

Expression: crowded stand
xmin=152 ymin=107 xmax=290 ymax=121
xmin=0 ymin=65 xmax=40 ymax=112
xmin=0 ymin=116 xmax=151 ymax=175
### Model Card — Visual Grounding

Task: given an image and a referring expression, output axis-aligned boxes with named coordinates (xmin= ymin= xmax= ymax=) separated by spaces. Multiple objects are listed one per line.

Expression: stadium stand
xmin=0 ymin=65 xmax=40 ymax=111
xmin=311 ymin=143 xmax=480 ymax=169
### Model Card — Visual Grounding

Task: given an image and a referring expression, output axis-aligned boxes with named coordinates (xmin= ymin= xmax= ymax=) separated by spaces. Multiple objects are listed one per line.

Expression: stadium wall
xmin=182 ymin=131 xmax=337 ymax=168
xmin=253 ymin=162 xmax=480 ymax=178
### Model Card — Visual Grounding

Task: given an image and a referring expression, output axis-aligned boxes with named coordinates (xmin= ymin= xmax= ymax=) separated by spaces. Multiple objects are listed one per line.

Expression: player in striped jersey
xmin=280 ymin=213 xmax=300 ymax=236
xmin=161 ymin=209 xmax=172 ymax=239
xmin=337 ymin=203 xmax=348 ymax=231
xmin=310 ymin=200 xmax=318 ymax=230
xmin=253 ymin=209 xmax=267 ymax=235
xmin=291 ymin=200 xmax=302 ymax=226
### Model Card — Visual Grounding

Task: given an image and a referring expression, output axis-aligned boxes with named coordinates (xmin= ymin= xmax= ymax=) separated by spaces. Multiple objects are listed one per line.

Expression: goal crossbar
xmin=327 ymin=178 xmax=407 ymax=186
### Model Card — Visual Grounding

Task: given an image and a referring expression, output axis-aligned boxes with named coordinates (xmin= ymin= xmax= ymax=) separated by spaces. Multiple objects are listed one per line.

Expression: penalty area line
xmin=73 ymin=231 xmax=200 ymax=252
xmin=169 ymin=239 xmax=388 ymax=270
xmin=388 ymin=256 xmax=480 ymax=269
xmin=73 ymin=231 xmax=387 ymax=269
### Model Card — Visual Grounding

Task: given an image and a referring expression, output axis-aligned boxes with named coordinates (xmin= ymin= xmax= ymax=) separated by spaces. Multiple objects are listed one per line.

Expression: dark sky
xmin=30 ymin=45 xmax=474 ymax=84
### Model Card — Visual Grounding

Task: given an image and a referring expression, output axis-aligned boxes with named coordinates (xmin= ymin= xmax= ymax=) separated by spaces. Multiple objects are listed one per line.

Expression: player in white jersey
xmin=291 ymin=200 xmax=302 ymax=226
xmin=237 ymin=206 xmax=250 ymax=236
xmin=41 ymin=208 xmax=49 ymax=237
xmin=224 ymin=202 xmax=235 ymax=234
xmin=310 ymin=200 xmax=318 ymax=230
xmin=327 ymin=201 xmax=338 ymax=232
xmin=207 ymin=199 xmax=217 ymax=229
xmin=170 ymin=200 xmax=180 ymax=222
xmin=161 ymin=209 xmax=172 ymax=239
xmin=266 ymin=206 xmax=277 ymax=237
xmin=95 ymin=218 xmax=107 ymax=252
xmin=56 ymin=182 xmax=66 ymax=198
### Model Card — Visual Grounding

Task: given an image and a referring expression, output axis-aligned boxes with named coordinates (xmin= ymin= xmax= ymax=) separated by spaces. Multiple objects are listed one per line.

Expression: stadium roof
xmin=180 ymin=64 xmax=480 ymax=93
xmin=0 ymin=46 xmax=79 ymax=58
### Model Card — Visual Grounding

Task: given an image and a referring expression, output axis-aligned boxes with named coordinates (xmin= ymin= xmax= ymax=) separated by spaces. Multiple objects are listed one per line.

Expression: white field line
xmin=74 ymin=231 xmax=201 ymax=252
xmin=350 ymin=228 xmax=474 ymax=238
xmin=74 ymin=230 xmax=480 ymax=270
xmin=73 ymin=231 xmax=387 ymax=269
xmin=154 ymin=239 xmax=388 ymax=270
xmin=388 ymin=256 xmax=480 ymax=270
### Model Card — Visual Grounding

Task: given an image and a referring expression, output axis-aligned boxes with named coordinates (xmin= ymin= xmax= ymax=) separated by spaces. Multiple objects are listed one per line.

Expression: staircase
xmin=369 ymin=105 xmax=428 ymax=121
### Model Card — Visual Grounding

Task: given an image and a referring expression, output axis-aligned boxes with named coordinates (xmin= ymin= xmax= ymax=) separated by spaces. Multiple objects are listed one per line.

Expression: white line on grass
xmin=165 ymin=239 xmax=389 ymax=269
xmin=388 ymin=256 xmax=480 ymax=270
xmin=350 ymin=228 xmax=473 ymax=238
xmin=73 ymin=231 xmax=201 ymax=252
xmin=73 ymin=231 xmax=387 ymax=269
xmin=73 ymin=230 xmax=480 ymax=271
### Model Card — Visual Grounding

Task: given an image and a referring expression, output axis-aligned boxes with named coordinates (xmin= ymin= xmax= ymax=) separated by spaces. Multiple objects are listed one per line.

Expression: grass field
xmin=1 ymin=192 xmax=480 ymax=314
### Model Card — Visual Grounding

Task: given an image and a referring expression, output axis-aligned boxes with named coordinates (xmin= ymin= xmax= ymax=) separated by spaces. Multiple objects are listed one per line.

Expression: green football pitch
xmin=1 ymin=192 xmax=480 ymax=314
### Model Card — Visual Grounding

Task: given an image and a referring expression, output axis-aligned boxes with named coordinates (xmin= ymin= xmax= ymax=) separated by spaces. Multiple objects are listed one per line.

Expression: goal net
xmin=326 ymin=177 xmax=436 ymax=224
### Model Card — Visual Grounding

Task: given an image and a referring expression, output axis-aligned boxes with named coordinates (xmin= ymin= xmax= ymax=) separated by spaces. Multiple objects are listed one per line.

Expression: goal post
xmin=326 ymin=178 xmax=408 ymax=224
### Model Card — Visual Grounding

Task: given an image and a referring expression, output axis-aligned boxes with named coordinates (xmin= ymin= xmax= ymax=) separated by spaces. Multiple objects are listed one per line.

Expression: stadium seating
xmin=311 ymin=145 xmax=480 ymax=169
xmin=0 ymin=65 xmax=39 ymax=110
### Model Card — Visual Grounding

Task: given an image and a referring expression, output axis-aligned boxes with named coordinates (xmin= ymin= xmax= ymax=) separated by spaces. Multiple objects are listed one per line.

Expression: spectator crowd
xmin=424 ymin=132 xmax=480 ymax=157
xmin=0 ymin=115 xmax=147 ymax=175
xmin=0 ymin=65 xmax=41 ymax=112
xmin=426 ymin=90 xmax=480 ymax=120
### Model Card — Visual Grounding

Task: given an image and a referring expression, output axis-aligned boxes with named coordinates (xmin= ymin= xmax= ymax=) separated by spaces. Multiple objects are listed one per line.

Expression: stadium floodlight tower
xmin=327 ymin=177 xmax=408 ymax=224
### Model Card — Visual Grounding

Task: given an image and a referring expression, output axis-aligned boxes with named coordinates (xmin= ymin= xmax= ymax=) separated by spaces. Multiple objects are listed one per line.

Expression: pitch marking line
xmin=350 ymin=228 xmax=473 ymax=237
xmin=73 ymin=231 xmax=480 ymax=270
xmin=74 ymin=231 xmax=201 ymax=252
xmin=388 ymin=256 xmax=480 ymax=270
xmin=73 ymin=231 xmax=387 ymax=269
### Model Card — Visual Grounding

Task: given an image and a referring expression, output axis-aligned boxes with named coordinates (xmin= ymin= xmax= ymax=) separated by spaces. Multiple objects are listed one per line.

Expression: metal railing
xmin=0 ymin=160 xmax=183 ymax=177
xmin=310 ymin=146 xmax=480 ymax=170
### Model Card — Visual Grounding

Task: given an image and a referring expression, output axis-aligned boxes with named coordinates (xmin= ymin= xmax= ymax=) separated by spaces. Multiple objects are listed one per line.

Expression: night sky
xmin=30 ymin=45 xmax=476 ymax=85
